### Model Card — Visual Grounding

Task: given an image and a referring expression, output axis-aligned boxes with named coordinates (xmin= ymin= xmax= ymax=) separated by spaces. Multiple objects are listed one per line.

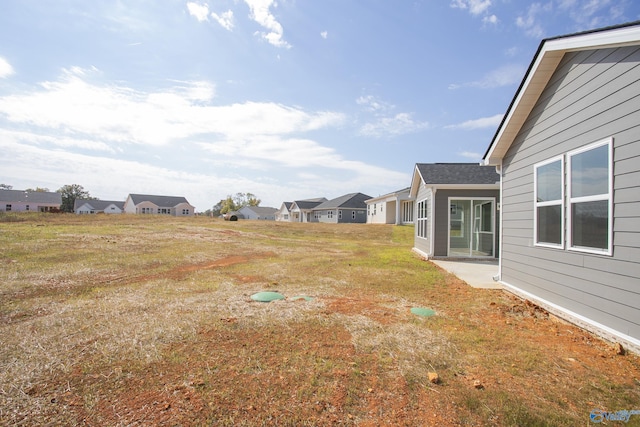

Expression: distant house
xmin=365 ymin=187 xmax=414 ymax=225
xmin=482 ymin=22 xmax=640 ymax=352
xmin=289 ymin=198 xmax=328 ymax=223
xmin=0 ymin=189 xmax=62 ymax=212
xmin=74 ymin=199 xmax=124 ymax=214
xmin=409 ymin=163 xmax=500 ymax=259
xmin=312 ymin=193 xmax=371 ymax=224
xmin=275 ymin=202 xmax=293 ymax=221
xmin=238 ymin=205 xmax=278 ymax=220
xmin=123 ymin=194 xmax=195 ymax=216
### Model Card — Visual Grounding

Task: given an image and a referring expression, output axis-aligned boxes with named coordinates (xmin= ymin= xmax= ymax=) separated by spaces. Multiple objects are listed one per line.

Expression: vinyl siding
xmin=500 ymin=46 xmax=640 ymax=342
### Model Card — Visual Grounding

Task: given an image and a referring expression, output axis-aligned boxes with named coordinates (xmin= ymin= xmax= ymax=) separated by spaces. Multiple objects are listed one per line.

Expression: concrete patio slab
xmin=429 ymin=259 xmax=501 ymax=289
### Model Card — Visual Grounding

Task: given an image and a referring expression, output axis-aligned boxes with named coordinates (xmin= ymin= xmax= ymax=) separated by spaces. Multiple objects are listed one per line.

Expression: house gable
xmin=482 ymin=21 xmax=640 ymax=352
xmin=484 ymin=21 xmax=640 ymax=166
xmin=124 ymin=194 xmax=195 ymax=216
xmin=410 ymin=164 xmax=500 ymax=259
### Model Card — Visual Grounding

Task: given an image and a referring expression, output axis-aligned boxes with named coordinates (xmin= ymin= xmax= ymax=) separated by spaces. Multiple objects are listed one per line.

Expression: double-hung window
xmin=416 ymin=199 xmax=428 ymax=239
xmin=533 ymin=138 xmax=613 ymax=255
xmin=568 ymin=139 xmax=612 ymax=255
xmin=534 ymin=156 xmax=564 ymax=247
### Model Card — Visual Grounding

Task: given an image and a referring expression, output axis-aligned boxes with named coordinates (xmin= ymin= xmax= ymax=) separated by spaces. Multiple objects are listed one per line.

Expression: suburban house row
xmin=275 ymin=193 xmax=373 ymax=224
xmin=0 ymin=192 xmax=196 ymax=216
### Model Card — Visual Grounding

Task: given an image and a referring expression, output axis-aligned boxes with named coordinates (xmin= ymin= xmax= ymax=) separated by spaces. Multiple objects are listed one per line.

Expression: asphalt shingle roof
xmin=74 ymin=199 xmax=125 ymax=211
xmin=128 ymin=194 xmax=192 ymax=207
xmin=0 ymin=189 xmax=62 ymax=204
xmin=293 ymin=198 xmax=327 ymax=209
xmin=416 ymin=163 xmax=499 ymax=185
xmin=242 ymin=206 xmax=278 ymax=216
xmin=314 ymin=192 xmax=372 ymax=209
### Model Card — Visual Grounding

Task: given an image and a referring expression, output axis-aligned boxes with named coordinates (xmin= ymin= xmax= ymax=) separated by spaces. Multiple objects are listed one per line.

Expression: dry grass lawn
xmin=1 ymin=213 xmax=639 ymax=426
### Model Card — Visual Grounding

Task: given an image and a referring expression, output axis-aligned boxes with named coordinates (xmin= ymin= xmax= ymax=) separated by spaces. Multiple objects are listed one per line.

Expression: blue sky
xmin=1 ymin=1 xmax=638 ymax=211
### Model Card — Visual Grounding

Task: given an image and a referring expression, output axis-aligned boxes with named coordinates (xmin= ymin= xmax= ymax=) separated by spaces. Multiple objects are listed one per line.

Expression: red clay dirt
xmin=26 ymin=257 xmax=640 ymax=426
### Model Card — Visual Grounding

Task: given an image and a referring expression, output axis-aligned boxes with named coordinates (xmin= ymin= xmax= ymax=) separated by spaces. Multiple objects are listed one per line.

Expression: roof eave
xmin=483 ymin=22 xmax=640 ymax=165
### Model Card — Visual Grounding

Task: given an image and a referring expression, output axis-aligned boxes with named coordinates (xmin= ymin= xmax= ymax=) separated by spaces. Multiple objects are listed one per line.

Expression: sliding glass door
xmin=449 ymin=198 xmax=494 ymax=257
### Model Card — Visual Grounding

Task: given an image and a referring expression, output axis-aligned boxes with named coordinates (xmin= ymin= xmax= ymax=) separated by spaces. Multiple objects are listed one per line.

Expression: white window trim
xmin=533 ymin=155 xmax=565 ymax=249
xmin=416 ymin=198 xmax=428 ymax=240
xmin=567 ymin=138 xmax=613 ymax=256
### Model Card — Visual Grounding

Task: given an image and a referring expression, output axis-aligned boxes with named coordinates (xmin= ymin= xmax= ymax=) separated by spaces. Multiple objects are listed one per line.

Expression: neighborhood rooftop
xmin=0 ymin=189 xmax=62 ymax=204
xmin=127 ymin=194 xmax=191 ymax=207
xmin=415 ymin=163 xmax=500 ymax=185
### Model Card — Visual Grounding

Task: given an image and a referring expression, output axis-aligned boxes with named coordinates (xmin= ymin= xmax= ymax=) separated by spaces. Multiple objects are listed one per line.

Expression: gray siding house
xmin=483 ymin=22 xmax=640 ymax=352
xmin=238 ymin=205 xmax=278 ymax=220
xmin=0 ymin=189 xmax=62 ymax=212
xmin=313 ymin=193 xmax=371 ymax=224
xmin=409 ymin=163 xmax=500 ymax=259
xmin=74 ymin=199 xmax=124 ymax=214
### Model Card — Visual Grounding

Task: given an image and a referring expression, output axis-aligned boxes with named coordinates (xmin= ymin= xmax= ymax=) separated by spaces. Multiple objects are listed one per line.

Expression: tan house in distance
xmin=123 ymin=194 xmax=195 ymax=216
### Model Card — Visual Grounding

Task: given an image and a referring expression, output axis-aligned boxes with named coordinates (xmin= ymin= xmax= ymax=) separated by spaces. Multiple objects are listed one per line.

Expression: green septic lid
xmin=289 ymin=295 xmax=314 ymax=301
xmin=411 ymin=307 xmax=436 ymax=317
xmin=251 ymin=291 xmax=286 ymax=302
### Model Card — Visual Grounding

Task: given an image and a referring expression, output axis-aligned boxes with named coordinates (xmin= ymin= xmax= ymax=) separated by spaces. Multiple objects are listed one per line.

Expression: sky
xmin=1 ymin=1 xmax=639 ymax=212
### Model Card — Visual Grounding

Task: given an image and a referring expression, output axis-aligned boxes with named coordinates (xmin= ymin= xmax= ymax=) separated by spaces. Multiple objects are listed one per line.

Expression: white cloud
xmin=504 ymin=46 xmax=519 ymax=57
xmin=558 ymin=0 xmax=627 ymax=29
xmin=0 ymin=129 xmax=116 ymax=153
xmin=212 ymin=10 xmax=234 ymax=31
xmin=0 ymin=67 xmax=414 ymax=207
xmin=356 ymin=95 xmax=428 ymax=138
xmin=0 ymin=67 xmax=411 ymax=209
xmin=356 ymin=95 xmax=394 ymax=113
xmin=359 ymin=113 xmax=429 ymax=138
xmin=483 ymin=14 xmax=498 ymax=25
xmin=449 ymin=63 xmax=525 ymax=90
xmin=320 ymin=31 xmax=328 ymax=39
xmin=450 ymin=0 xmax=492 ymax=16
xmin=0 ymin=67 xmax=342 ymax=148
xmin=0 ymin=139 xmax=234 ymax=209
xmin=244 ymin=0 xmax=291 ymax=48
xmin=186 ymin=2 xmax=209 ymax=22
xmin=446 ymin=114 xmax=503 ymax=130
xmin=516 ymin=3 xmax=549 ymax=38
xmin=459 ymin=151 xmax=482 ymax=160
xmin=0 ymin=56 xmax=15 ymax=78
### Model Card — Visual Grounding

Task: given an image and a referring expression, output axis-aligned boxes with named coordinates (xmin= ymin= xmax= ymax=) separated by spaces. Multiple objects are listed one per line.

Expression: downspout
xmin=494 ymin=163 xmax=503 ymax=283
xmin=430 ymin=188 xmax=436 ymax=258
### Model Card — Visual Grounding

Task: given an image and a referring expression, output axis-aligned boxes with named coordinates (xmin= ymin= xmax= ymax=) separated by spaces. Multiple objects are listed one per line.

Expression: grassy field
xmin=1 ymin=213 xmax=639 ymax=426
